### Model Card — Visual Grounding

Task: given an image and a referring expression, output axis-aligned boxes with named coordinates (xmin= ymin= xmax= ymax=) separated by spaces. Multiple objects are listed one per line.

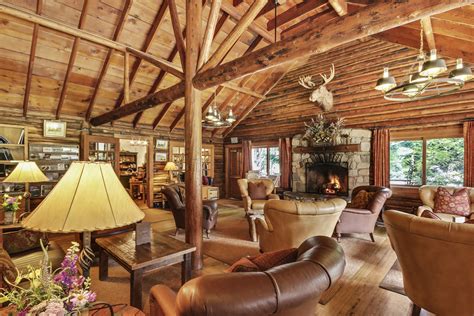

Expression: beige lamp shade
xmin=22 ymin=161 xmax=145 ymax=233
xmin=164 ymin=161 xmax=179 ymax=171
xmin=3 ymin=161 xmax=49 ymax=183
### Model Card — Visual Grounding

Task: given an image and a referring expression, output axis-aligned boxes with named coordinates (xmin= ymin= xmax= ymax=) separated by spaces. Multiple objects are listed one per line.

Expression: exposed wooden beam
xmin=90 ymin=0 xmax=469 ymax=126
xmin=201 ymin=0 xmax=267 ymax=72
xmin=124 ymin=52 xmax=130 ymax=103
xmin=56 ymin=0 xmax=90 ymax=119
xmin=125 ymin=47 xmax=184 ymax=79
xmin=85 ymin=0 xmax=133 ymax=121
xmin=152 ymin=102 xmax=174 ymax=129
xmin=281 ymin=9 xmax=339 ymax=39
xmin=329 ymin=0 xmax=348 ymax=16
xmin=184 ymin=0 xmax=203 ymax=270
xmin=267 ymin=0 xmax=326 ymax=30
xmin=221 ymin=82 xmax=265 ymax=99
xmin=198 ymin=0 xmax=222 ymax=69
xmin=23 ymin=0 xmax=43 ymax=117
xmin=421 ymin=17 xmax=436 ymax=50
xmin=167 ymin=0 xmax=186 ymax=68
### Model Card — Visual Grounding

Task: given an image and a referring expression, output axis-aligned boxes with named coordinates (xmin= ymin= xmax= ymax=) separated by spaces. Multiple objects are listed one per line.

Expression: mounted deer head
xmin=298 ymin=64 xmax=335 ymax=111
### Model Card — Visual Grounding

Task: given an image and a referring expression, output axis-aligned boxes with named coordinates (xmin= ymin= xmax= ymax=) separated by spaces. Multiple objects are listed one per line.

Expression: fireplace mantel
xmin=294 ymin=144 xmax=361 ymax=153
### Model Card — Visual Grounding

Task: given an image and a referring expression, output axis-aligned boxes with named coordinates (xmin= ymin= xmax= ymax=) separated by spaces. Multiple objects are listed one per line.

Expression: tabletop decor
xmin=2 ymin=194 xmax=22 ymax=224
xmin=303 ymin=114 xmax=345 ymax=145
xmin=0 ymin=242 xmax=96 ymax=314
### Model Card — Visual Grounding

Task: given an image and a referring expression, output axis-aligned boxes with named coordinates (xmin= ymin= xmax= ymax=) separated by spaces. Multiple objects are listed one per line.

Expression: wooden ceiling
xmin=0 ymin=0 xmax=472 ymax=135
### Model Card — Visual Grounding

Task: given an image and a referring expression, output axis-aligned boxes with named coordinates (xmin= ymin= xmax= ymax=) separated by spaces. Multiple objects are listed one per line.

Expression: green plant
xmin=303 ymin=114 xmax=345 ymax=144
xmin=2 ymin=194 xmax=22 ymax=213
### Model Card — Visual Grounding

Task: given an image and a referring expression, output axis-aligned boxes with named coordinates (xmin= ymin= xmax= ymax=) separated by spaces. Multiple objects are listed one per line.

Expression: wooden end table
xmin=96 ymin=231 xmax=196 ymax=309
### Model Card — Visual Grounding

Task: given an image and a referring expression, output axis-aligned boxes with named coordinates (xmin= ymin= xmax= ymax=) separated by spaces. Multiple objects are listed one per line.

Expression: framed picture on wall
xmin=43 ymin=120 xmax=67 ymax=138
xmin=155 ymin=139 xmax=168 ymax=150
xmin=155 ymin=152 xmax=167 ymax=162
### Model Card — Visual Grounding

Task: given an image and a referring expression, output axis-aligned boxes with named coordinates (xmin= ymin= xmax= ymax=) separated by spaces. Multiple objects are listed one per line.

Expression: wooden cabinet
xmin=81 ymin=135 xmax=120 ymax=174
xmin=169 ymin=141 xmax=215 ymax=178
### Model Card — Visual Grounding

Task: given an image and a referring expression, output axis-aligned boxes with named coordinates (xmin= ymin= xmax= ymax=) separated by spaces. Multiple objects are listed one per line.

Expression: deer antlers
xmin=298 ymin=64 xmax=335 ymax=89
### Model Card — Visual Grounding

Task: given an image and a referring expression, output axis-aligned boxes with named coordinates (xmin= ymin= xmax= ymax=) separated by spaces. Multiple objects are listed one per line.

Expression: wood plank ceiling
xmin=0 ymin=1 xmax=472 ymax=135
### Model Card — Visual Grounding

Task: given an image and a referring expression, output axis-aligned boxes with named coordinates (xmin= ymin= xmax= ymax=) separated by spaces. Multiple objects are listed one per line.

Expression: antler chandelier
xmin=375 ymin=21 xmax=472 ymax=101
xmin=203 ymin=90 xmax=236 ymax=128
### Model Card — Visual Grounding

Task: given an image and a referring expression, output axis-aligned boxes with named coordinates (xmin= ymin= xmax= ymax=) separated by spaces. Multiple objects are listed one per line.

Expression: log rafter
xmin=55 ymin=0 xmax=90 ymax=119
xmin=23 ymin=0 xmax=43 ymax=117
xmin=267 ymin=0 xmax=327 ymax=31
xmin=167 ymin=0 xmax=186 ymax=69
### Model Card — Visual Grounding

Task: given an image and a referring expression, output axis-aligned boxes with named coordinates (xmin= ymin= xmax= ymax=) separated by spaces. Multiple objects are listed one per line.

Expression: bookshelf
xmin=0 ymin=124 xmax=28 ymax=197
xmin=169 ymin=141 xmax=215 ymax=178
xmin=120 ymin=152 xmax=138 ymax=176
xmin=81 ymin=135 xmax=120 ymax=174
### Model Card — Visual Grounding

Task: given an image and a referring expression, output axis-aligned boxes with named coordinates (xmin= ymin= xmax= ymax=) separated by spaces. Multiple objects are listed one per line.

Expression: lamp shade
xmin=22 ymin=161 xmax=145 ymax=233
xmin=3 ymin=161 xmax=49 ymax=183
xmin=164 ymin=161 xmax=179 ymax=171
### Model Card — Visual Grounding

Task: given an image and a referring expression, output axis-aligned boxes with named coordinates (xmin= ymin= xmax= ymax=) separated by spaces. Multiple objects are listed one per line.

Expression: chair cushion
xmin=227 ymin=248 xmax=298 ymax=273
xmin=350 ymin=190 xmax=375 ymax=209
xmin=248 ymin=182 xmax=268 ymax=200
xmin=3 ymin=229 xmax=47 ymax=256
xmin=434 ymin=187 xmax=471 ymax=216
xmin=251 ymin=200 xmax=268 ymax=210
xmin=12 ymin=241 xmax=65 ymax=274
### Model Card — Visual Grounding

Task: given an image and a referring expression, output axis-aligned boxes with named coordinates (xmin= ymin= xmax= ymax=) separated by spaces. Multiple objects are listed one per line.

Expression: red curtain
xmin=464 ymin=121 xmax=474 ymax=187
xmin=241 ymin=140 xmax=252 ymax=178
xmin=372 ymin=128 xmax=390 ymax=187
xmin=279 ymin=137 xmax=292 ymax=189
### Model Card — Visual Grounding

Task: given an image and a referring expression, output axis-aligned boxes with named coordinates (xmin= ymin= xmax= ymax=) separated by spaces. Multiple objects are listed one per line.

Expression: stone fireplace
xmin=292 ymin=129 xmax=372 ymax=196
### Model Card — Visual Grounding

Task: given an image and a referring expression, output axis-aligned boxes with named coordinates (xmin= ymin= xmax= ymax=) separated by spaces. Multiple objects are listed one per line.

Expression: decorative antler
xmin=298 ymin=76 xmax=316 ymax=89
xmin=320 ymin=64 xmax=335 ymax=86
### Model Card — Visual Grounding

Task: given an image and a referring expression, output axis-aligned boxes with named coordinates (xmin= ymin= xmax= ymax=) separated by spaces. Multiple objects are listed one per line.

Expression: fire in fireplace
xmin=306 ymin=162 xmax=349 ymax=196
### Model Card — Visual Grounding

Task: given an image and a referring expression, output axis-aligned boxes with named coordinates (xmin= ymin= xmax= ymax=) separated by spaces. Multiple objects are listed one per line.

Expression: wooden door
xmin=225 ymin=145 xmax=243 ymax=199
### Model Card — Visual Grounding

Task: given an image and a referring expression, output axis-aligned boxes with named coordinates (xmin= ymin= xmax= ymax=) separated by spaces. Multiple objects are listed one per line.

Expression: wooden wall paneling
xmin=267 ymin=0 xmax=326 ymax=31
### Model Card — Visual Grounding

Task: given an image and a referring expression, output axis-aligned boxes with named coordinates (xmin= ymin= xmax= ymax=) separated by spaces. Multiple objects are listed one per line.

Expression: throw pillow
xmin=226 ymin=257 xmax=260 ymax=273
xmin=420 ymin=209 xmax=442 ymax=220
xmin=227 ymin=248 xmax=298 ymax=273
xmin=350 ymin=190 xmax=370 ymax=209
xmin=248 ymin=182 xmax=267 ymax=200
xmin=434 ymin=187 xmax=471 ymax=216
xmin=4 ymin=230 xmax=48 ymax=256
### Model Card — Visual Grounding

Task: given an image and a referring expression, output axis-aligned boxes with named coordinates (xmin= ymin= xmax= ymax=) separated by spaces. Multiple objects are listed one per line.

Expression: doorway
xmin=225 ymin=144 xmax=243 ymax=199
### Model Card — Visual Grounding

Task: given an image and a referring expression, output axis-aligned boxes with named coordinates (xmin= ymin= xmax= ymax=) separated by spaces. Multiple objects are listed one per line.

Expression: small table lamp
xmin=164 ymin=161 xmax=179 ymax=183
xmin=21 ymin=161 xmax=145 ymax=277
xmin=3 ymin=161 xmax=49 ymax=213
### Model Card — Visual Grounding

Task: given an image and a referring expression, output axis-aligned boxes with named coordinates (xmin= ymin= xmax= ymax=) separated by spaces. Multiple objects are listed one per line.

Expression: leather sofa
xmin=384 ymin=209 xmax=474 ymax=316
xmin=162 ymin=184 xmax=218 ymax=238
xmin=417 ymin=185 xmax=474 ymax=221
xmin=237 ymin=179 xmax=280 ymax=241
xmin=149 ymin=236 xmax=345 ymax=316
xmin=256 ymin=199 xmax=346 ymax=252
xmin=335 ymin=186 xmax=392 ymax=242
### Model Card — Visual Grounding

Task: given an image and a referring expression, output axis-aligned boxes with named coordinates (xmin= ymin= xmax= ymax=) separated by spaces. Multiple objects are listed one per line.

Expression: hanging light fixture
xmin=226 ymin=107 xmax=236 ymax=123
xmin=202 ymin=89 xmax=233 ymax=129
xmin=375 ymin=21 xmax=471 ymax=102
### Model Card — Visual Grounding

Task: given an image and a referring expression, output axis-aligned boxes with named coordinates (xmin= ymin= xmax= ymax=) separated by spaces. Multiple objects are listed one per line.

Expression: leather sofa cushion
xmin=227 ymin=248 xmax=298 ymax=273
xmin=350 ymin=190 xmax=375 ymax=209
xmin=248 ymin=182 xmax=268 ymax=200
xmin=434 ymin=187 xmax=471 ymax=216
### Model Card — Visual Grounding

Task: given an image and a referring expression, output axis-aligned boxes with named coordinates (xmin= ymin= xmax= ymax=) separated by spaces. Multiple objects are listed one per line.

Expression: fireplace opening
xmin=306 ymin=162 xmax=349 ymax=196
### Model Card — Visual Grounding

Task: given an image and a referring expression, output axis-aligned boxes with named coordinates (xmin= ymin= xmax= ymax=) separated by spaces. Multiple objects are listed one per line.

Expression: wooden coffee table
xmin=96 ymin=231 xmax=196 ymax=309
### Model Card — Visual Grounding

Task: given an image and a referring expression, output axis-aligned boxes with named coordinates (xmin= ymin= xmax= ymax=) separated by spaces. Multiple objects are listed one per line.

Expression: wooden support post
xmin=185 ymin=0 xmax=203 ymax=271
xmin=124 ymin=52 xmax=130 ymax=103
xmin=198 ymin=0 xmax=222 ymax=69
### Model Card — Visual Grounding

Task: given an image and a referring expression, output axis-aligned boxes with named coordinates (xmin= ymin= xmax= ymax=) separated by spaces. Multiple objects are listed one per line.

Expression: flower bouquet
xmin=303 ymin=114 xmax=345 ymax=145
xmin=0 ymin=242 xmax=96 ymax=315
xmin=2 ymin=194 xmax=22 ymax=224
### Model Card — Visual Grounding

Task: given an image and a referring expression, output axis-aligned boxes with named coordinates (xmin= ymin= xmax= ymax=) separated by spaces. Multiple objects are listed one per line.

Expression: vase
xmin=4 ymin=211 xmax=14 ymax=224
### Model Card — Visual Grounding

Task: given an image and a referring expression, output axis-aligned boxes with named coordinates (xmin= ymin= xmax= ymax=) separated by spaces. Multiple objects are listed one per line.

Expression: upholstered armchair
xmin=256 ymin=199 xmax=346 ymax=252
xmin=384 ymin=210 xmax=474 ymax=316
xmin=237 ymin=179 xmax=280 ymax=241
xmin=335 ymin=185 xmax=392 ymax=242
xmin=417 ymin=185 xmax=474 ymax=221
xmin=162 ymin=184 xmax=218 ymax=238
xmin=149 ymin=236 xmax=345 ymax=316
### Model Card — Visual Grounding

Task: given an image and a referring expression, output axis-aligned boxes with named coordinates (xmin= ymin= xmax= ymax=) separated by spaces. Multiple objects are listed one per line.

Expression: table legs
xmin=98 ymin=248 xmax=109 ymax=281
xmin=130 ymin=269 xmax=144 ymax=309
xmin=181 ymin=253 xmax=192 ymax=284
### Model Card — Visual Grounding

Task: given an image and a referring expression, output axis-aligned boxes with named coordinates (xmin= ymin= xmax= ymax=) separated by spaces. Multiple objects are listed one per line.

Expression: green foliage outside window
xmin=390 ymin=140 xmax=423 ymax=186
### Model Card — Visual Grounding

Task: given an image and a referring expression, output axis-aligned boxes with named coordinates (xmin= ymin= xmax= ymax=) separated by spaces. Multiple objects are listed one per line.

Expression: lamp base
xmin=79 ymin=232 xmax=95 ymax=278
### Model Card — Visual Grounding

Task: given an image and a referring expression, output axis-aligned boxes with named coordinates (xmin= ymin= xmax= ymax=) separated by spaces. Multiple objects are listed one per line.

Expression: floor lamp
xmin=3 ymin=161 xmax=49 ymax=213
xmin=21 ymin=161 xmax=145 ymax=277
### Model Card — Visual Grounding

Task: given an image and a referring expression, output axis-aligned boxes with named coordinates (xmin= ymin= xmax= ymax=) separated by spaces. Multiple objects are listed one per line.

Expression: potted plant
xmin=303 ymin=114 xmax=345 ymax=146
xmin=2 ymin=194 xmax=22 ymax=224
xmin=0 ymin=242 xmax=96 ymax=315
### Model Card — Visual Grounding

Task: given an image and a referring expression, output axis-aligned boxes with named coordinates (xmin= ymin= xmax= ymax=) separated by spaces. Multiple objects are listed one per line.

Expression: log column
xmin=185 ymin=0 xmax=203 ymax=270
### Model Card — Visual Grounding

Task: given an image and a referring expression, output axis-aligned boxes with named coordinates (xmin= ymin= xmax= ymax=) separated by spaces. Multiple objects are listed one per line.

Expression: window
xmin=390 ymin=138 xmax=464 ymax=186
xmin=251 ymin=146 xmax=280 ymax=177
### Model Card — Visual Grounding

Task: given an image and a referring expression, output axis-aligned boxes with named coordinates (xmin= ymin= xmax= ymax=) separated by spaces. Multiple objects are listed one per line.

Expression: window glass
xmin=252 ymin=147 xmax=268 ymax=176
xmin=426 ymin=138 xmax=464 ymax=186
xmin=269 ymin=147 xmax=280 ymax=176
xmin=390 ymin=140 xmax=423 ymax=186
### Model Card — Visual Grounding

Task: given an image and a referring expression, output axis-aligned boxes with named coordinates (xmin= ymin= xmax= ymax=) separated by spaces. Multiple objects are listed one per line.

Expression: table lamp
xmin=3 ymin=161 xmax=49 ymax=213
xmin=21 ymin=161 xmax=145 ymax=277
xmin=164 ymin=161 xmax=179 ymax=183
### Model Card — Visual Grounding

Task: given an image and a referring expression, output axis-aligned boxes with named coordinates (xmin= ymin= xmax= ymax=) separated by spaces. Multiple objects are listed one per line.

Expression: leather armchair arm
xmin=150 ymin=285 xmax=178 ymax=316
xmin=242 ymin=195 xmax=252 ymax=212
xmin=417 ymin=205 xmax=433 ymax=217
xmin=267 ymin=194 xmax=280 ymax=200
xmin=255 ymin=217 xmax=272 ymax=232
xmin=343 ymin=208 xmax=372 ymax=215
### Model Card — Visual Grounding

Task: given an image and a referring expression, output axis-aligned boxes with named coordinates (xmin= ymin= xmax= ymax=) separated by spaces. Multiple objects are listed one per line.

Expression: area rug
xmin=379 ymin=260 xmax=405 ymax=296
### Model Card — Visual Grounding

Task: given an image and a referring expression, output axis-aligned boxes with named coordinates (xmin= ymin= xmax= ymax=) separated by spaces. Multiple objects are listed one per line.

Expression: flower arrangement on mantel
xmin=0 ymin=242 xmax=96 ymax=315
xmin=303 ymin=114 xmax=345 ymax=145
xmin=2 ymin=194 xmax=22 ymax=224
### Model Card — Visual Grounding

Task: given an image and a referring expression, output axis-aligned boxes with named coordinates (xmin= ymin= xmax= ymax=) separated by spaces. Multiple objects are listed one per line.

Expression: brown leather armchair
xmin=417 ymin=185 xmax=474 ymax=221
xmin=384 ymin=210 xmax=474 ymax=316
xmin=237 ymin=179 xmax=280 ymax=241
xmin=162 ymin=185 xmax=218 ymax=238
xmin=149 ymin=236 xmax=345 ymax=316
xmin=335 ymin=185 xmax=392 ymax=242
xmin=256 ymin=199 xmax=346 ymax=252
